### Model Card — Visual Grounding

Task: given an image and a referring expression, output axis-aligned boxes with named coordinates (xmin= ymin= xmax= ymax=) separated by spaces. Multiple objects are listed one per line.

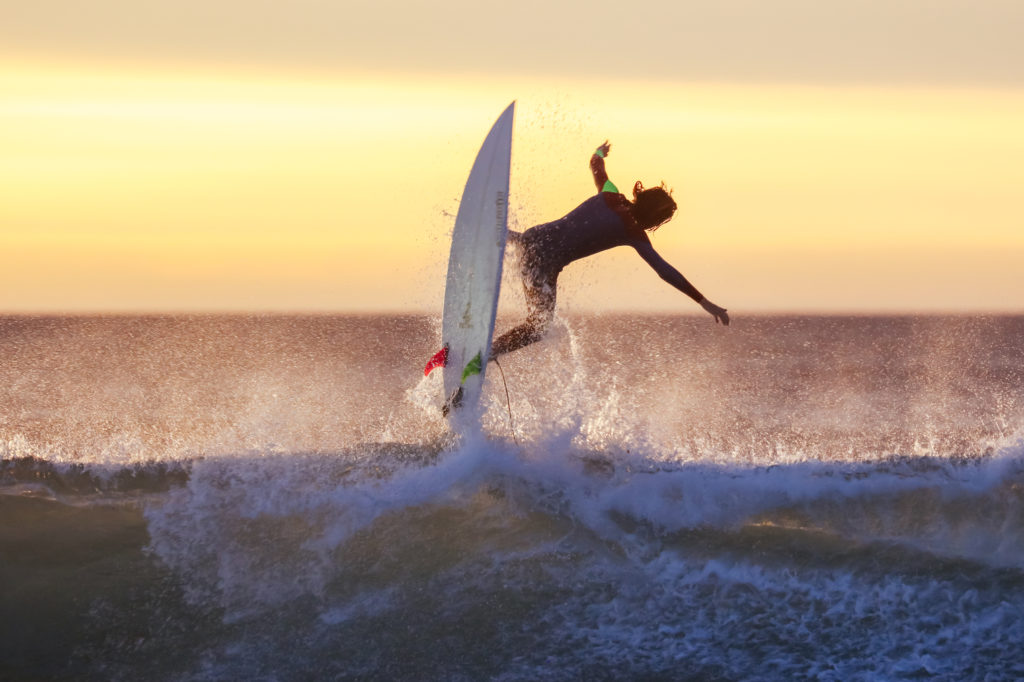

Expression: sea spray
xmin=4 ymin=314 xmax=1024 ymax=680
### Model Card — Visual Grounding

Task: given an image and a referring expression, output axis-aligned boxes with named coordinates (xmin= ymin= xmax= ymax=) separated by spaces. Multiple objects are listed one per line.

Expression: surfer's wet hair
xmin=632 ymin=181 xmax=676 ymax=231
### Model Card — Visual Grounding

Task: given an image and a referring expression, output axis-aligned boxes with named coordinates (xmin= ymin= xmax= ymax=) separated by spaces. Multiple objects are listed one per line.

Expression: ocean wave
xmin=5 ymin=435 xmax=1024 ymax=680
xmin=7 ymin=433 xmax=1024 ymax=563
xmin=127 ymin=434 xmax=1024 ymax=619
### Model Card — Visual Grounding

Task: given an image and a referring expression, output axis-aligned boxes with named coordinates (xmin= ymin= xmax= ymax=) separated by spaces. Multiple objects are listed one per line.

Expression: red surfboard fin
xmin=424 ymin=345 xmax=449 ymax=376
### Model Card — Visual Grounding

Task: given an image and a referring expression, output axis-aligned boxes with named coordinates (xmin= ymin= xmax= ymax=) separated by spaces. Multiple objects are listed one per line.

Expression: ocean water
xmin=2 ymin=314 xmax=1024 ymax=681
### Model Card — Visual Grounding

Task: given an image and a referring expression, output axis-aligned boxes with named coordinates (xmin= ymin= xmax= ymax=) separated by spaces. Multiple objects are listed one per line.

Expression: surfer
xmin=490 ymin=141 xmax=729 ymax=359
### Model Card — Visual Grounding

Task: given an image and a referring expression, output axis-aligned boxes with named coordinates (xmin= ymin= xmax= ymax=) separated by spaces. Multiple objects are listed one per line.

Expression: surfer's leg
xmin=490 ymin=319 xmax=546 ymax=359
xmin=490 ymin=274 xmax=556 ymax=359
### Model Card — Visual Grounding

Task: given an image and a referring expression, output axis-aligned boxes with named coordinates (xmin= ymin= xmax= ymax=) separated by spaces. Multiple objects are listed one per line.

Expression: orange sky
xmin=2 ymin=2 xmax=1023 ymax=313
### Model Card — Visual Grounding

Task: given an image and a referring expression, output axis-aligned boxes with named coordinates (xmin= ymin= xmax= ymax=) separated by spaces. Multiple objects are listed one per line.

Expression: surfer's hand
xmin=595 ymin=140 xmax=611 ymax=158
xmin=701 ymin=299 xmax=730 ymax=326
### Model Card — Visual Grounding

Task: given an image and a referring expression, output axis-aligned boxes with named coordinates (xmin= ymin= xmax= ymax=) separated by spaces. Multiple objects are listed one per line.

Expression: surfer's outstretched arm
xmin=633 ymin=239 xmax=703 ymax=301
xmin=633 ymin=240 xmax=730 ymax=325
xmin=590 ymin=141 xmax=615 ymax=193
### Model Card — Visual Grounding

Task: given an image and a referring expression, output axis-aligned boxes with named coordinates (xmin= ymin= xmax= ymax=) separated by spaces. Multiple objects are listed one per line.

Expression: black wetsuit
xmin=515 ymin=192 xmax=703 ymax=301
xmin=491 ymin=152 xmax=704 ymax=358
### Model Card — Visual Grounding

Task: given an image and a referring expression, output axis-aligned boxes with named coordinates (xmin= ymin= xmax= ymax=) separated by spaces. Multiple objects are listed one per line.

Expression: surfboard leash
xmin=492 ymin=357 xmax=519 ymax=445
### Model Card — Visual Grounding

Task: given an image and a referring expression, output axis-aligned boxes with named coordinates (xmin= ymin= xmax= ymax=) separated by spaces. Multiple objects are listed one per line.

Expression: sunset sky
xmin=2 ymin=1 xmax=1022 ymax=313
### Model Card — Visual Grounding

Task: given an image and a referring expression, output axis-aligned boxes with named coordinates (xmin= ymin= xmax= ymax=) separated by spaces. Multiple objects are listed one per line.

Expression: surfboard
xmin=434 ymin=102 xmax=515 ymax=422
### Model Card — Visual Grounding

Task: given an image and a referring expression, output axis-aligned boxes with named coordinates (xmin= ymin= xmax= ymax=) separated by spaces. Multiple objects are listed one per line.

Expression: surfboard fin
xmin=424 ymin=345 xmax=449 ymax=376
xmin=460 ymin=352 xmax=482 ymax=383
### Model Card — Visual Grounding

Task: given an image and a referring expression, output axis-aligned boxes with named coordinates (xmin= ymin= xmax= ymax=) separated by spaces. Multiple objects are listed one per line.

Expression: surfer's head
xmin=631 ymin=181 xmax=676 ymax=231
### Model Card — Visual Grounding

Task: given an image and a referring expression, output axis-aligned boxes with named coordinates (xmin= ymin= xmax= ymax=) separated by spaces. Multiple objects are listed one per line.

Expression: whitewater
xmin=2 ymin=314 xmax=1023 ymax=681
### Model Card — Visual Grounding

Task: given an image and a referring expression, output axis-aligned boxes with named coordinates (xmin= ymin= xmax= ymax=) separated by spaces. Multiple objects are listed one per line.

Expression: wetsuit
xmin=490 ymin=150 xmax=705 ymax=358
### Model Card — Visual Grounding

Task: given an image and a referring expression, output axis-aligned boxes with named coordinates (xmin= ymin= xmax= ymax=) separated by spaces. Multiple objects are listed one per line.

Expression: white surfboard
xmin=439 ymin=101 xmax=515 ymax=421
